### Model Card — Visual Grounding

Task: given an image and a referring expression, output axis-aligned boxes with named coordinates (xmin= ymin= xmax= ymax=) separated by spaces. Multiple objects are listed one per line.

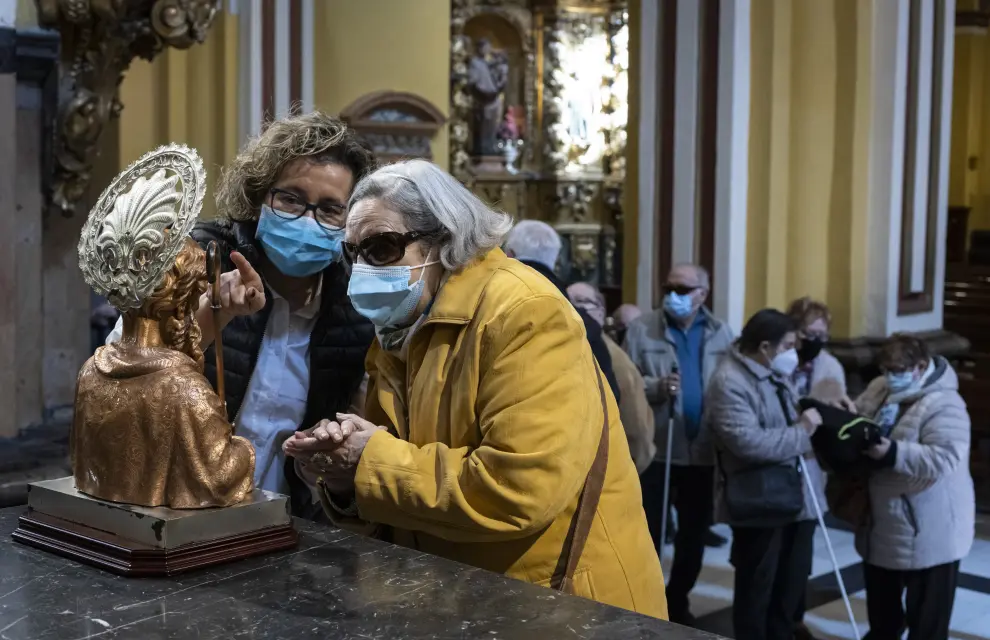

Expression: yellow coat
xmin=341 ymin=248 xmax=666 ymax=618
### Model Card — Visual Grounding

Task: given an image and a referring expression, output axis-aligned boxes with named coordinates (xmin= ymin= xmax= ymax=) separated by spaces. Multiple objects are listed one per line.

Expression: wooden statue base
xmin=11 ymin=477 xmax=299 ymax=577
xmin=13 ymin=511 xmax=298 ymax=577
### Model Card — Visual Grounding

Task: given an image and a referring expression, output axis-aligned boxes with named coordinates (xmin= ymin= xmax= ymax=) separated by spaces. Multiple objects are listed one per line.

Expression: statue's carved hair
xmin=215 ymin=110 xmax=377 ymax=222
xmin=135 ymin=238 xmax=207 ymax=366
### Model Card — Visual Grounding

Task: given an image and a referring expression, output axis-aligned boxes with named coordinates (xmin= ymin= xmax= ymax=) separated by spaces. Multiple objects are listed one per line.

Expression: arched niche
xmin=340 ymin=91 xmax=447 ymax=162
xmin=463 ymin=14 xmax=525 ymax=126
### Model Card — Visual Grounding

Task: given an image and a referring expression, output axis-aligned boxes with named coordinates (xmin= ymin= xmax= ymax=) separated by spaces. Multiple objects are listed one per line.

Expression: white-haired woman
xmin=284 ymin=159 xmax=666 ymax=617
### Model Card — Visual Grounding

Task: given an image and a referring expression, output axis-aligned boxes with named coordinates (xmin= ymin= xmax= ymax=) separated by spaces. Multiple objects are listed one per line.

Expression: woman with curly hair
xmin=107 ymin=112 xmax=377 ymax=519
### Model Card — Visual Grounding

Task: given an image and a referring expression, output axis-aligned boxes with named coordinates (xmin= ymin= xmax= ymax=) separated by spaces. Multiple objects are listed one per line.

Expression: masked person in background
xmin=623 ymin=263 xmax=734 ymax=625
xmin=785 ymin=297 xmax=851 ymax=640
xmin=852 ymin=334 xmax=973 ymax=640
xmin=283 ymin=159 xmax=666 ymax=618
xmin=568 ymin=282 xmax=656 ymax=474
xmin=107 ymin=112 xmax=377 ymax=519
xmin=786 ymin=297 xmax=853 ymax=409
xmin=706 ymin=309 xmax=825 ymax=640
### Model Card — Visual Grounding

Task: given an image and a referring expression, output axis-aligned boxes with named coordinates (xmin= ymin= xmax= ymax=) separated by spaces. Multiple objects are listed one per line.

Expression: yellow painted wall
xmin=949 ymin=32 xmax=990 ymax=232
xmin=745 ymin=0 xmax=871 ymax=338
xmin=117 ymin=11 xmax=240 ymax=219
xmin=313 ymin=0 xmax=451 ymax=169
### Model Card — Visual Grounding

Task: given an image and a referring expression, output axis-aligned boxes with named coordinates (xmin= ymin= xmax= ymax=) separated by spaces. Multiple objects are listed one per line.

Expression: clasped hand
xmin=283 ymin=413 xmax=385 ymax=496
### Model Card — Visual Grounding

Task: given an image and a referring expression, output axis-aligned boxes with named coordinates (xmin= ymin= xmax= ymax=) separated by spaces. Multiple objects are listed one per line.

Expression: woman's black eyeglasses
xmin=343 ymin=231 xmax=426 ymax=267
xmin=268 ymin=188 xmax=346 ymax=231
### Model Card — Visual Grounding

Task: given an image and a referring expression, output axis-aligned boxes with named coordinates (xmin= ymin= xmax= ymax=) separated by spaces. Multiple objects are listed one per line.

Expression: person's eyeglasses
xmin=661 ymin=284 xmax=698 ymax=296
xmin=342 ymin=231 xmax=425 ymax=267
xmin=800 ymin=331 xmax=830 ymax=342
xmin=269 ymin=188 xmax=346 ymax=231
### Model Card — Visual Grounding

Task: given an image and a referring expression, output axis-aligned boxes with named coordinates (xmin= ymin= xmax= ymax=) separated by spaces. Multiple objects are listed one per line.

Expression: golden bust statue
xmin=71 ymin=144 xmax=255 ymax=509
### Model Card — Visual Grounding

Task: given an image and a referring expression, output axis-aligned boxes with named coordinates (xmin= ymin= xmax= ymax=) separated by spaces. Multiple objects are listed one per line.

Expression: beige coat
xmin=853 ymin=358 xmax=975 ymax=570
xmin=604 ymin=335 xmax=656 ymax=473
xmin=799 ymin=349 xmax=847 ymax=402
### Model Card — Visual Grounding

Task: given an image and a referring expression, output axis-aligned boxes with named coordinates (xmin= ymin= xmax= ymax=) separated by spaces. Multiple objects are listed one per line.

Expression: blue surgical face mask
xmin=347 ymin=254 xmax=439 ymax=329
xmin=255 ymin=204 xmax=343 ymax=278
xmin=885 ymin=371 xmax=916 ymax=393
xmin=664 ymin=292 xmax=695 ymax=319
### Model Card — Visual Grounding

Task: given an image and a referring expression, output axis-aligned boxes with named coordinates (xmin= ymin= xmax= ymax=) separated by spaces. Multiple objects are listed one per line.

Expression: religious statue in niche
xmin=468 ymin=38 xmax=510 ymax=160
xmin=73 ymin=144 xmax=255 ymax=509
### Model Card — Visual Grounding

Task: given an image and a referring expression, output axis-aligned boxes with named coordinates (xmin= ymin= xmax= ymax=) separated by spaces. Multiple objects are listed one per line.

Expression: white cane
xmin=798 ymin=456 xmax=861 ymax=640
xmin=658 ymin=364 xmax=679 ymax=559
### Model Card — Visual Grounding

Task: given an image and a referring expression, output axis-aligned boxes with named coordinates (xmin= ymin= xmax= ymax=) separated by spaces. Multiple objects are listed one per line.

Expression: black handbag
xmin=799 ymin=397 xmax=882 ymax=472
xmin=716 ymin=383 xmax=804 ymax=522
xmin=719 ymin=455 xmax=803 ymax=522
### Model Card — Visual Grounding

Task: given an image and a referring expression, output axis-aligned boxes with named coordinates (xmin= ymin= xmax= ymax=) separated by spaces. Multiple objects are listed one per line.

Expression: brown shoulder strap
xmin=551 ymin=370 xmax=610 ymax=593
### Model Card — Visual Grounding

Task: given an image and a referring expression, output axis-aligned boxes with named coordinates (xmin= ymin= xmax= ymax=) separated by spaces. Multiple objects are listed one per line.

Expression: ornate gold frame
xmin=37 ymin=0 xmax=221 ymax=217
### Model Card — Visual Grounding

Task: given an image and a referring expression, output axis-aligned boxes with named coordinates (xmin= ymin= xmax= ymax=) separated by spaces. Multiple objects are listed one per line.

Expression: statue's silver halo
xmin=77 ymin=144 xmax=206 ymax=311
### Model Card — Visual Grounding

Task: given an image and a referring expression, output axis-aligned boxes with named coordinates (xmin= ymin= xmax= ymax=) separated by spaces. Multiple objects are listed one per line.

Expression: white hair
xmin=669 ymin=262 xmax=711 ymax=290
xmin=348 ymin=159 xmax=513 ymax=270
xmin=503 ymin=220 xmax=562 ymax=270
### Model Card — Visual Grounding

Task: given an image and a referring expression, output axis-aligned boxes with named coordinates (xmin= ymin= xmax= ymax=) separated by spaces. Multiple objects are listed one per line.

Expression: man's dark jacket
xmin=191 ymin=219 xmax=375 ymax=520
xmin=517 ymin=259 xmax=620 ymax=401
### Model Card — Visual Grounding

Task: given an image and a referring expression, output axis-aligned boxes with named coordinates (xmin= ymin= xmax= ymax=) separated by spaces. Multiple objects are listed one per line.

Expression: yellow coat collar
xmin=425 ymin=248 xmax=509 ymax=326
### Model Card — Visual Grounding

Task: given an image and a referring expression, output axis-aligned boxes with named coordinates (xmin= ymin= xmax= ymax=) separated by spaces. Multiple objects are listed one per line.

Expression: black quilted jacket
xmin=191 ymin=219 xmax=375 ymax=520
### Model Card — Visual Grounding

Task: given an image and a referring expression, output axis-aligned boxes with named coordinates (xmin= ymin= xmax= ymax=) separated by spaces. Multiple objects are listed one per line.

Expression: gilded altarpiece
xmin=450 ymin=0 xmax=628 ymax=305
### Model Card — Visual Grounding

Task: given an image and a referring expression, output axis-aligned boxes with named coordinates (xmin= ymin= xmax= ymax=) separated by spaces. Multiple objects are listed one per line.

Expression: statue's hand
xmin=213 ymin=251 xmax=266 ymax=320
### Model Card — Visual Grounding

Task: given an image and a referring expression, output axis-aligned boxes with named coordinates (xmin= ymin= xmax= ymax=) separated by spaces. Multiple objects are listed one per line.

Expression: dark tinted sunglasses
xmin=661 ymin=284 xmax=699 ymax=296
xmin=342 ymin=231 xmax=425 ymax=267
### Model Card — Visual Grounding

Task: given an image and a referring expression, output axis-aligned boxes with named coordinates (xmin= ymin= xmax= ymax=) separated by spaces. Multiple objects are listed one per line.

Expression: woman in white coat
xmin=854 ymin=333 xmax=974 ymax=640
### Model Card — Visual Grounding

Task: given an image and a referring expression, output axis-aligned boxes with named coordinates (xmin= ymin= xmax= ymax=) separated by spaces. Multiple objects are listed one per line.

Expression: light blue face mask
xmin=663 ymin=292 xmax=695 ymax=319
xmin=347 ymin=255 xmax=438 ymax=329
xmin=885 ymin=370 xmax=917 ymax=393
xmin=255 ymin=204 xmax=343 ymax=278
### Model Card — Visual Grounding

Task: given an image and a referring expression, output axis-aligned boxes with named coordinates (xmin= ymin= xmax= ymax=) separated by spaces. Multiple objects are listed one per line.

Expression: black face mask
xmin=615 ymin=328 xmax=628 ymax=346
xmin=797 ymin=337 xmax=825 ymax=365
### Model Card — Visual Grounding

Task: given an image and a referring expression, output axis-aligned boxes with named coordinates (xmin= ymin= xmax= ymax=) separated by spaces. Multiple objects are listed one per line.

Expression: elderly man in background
xmin=611 ymin=303 xmax=643 ymax=346
xmin=568 ymin=282 xmax=656 ymax=474
xmin=503 ymin=220 xmax=619 ymax=399
xmin=623 ymin=263 xmax=734 ymax=626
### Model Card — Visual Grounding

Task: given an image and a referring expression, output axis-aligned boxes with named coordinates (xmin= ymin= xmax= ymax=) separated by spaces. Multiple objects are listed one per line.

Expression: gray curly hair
xmin=348 ymin=160 xmax=513 ymax=271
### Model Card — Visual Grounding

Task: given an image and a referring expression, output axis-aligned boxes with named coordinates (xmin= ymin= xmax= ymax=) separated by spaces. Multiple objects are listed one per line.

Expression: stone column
xmin=0 ymin=26 xmax=60 ymax=439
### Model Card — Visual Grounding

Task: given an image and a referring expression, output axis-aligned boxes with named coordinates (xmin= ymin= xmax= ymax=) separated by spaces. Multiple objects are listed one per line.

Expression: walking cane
xmin=206 ymin=241 xmax=227 ymax=420
xmin=659 ymin=363 xmax=679 ymax=558
xmin=798 ymin=456 xmax=861 ymax=640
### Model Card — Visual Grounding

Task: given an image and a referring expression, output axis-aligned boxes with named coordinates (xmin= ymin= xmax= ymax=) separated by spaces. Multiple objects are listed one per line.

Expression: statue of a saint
xmin=468 ymin=38 xmax=509 ymax=157
xmin=72 ymin=145 xmax=255 ymax=509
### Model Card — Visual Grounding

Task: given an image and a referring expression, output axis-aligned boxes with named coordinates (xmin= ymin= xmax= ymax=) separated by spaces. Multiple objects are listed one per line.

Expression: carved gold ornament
xmin=78 ymin=144 xmax=206 ymax=310
xmin=37 ymin=0 xmax=220 ymax=216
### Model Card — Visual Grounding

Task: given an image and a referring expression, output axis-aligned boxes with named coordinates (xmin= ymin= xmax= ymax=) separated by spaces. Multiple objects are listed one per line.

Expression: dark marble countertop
xmin=0 ymin=508 xmax=722 ymax=639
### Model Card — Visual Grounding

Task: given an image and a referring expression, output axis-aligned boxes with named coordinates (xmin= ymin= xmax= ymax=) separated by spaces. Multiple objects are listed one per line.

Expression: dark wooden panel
xmin=898 ymin=0 xmax=945 ymax=315
xmin=652 ymin=0 xmax=677 ymax=309
xmin=696 ymin=0 xmax=720 ymax=307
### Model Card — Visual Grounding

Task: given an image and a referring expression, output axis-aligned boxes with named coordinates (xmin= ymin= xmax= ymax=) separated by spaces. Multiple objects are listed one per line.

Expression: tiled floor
xmin=668 ymin=522 xmax=990 ymax=639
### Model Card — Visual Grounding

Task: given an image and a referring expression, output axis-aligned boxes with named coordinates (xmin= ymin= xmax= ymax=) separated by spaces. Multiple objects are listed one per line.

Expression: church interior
xmin=2 ymin=0 xmax=990 ymax=638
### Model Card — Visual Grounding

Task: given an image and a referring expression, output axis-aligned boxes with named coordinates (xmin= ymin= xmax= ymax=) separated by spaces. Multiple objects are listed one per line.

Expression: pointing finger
xmin=230 ymin=252 xmax=262 ymax=288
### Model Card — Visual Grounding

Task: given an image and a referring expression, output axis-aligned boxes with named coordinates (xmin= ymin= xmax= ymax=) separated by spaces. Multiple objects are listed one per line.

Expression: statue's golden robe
xmin=71 ymin=342 xmax=255 ymax=509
